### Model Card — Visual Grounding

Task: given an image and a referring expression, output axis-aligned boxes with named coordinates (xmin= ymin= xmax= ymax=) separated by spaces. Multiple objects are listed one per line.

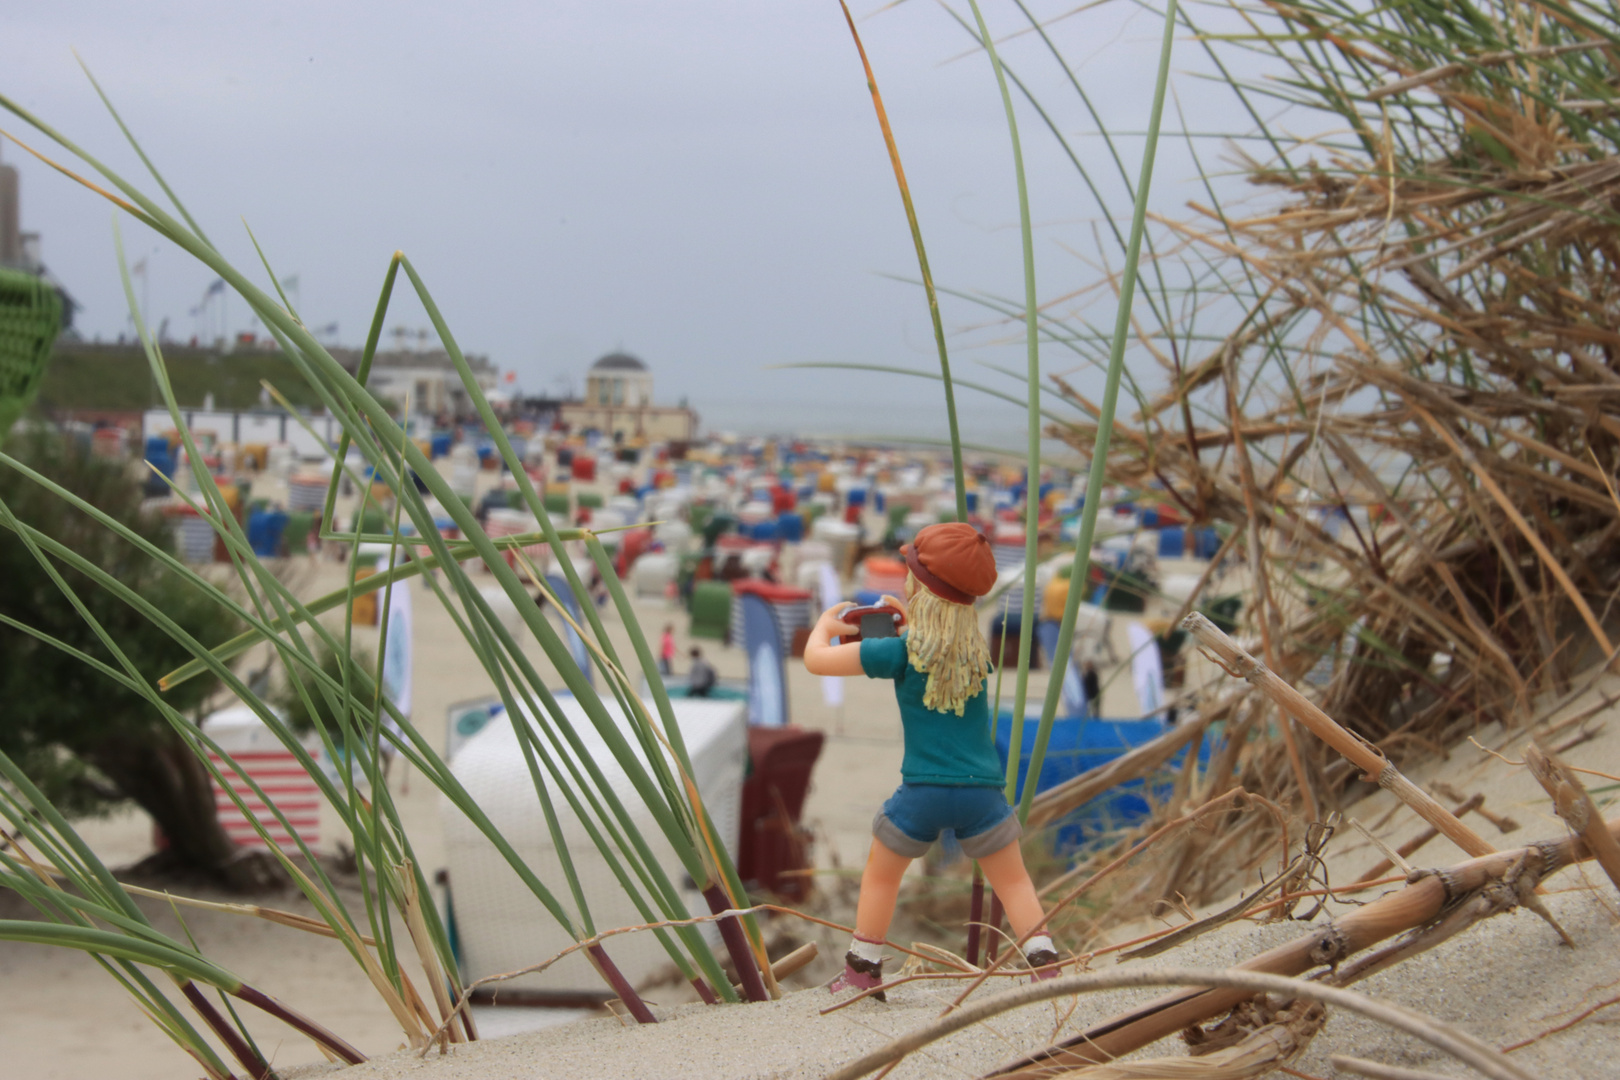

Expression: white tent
xmin=441 ymin=695 xmax=747 ymax=996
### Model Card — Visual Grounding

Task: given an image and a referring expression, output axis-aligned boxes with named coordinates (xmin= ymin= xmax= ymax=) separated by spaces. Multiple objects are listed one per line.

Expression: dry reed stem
xmin=524 ymin=552 xmax=775 ymax=1002
xmin=994 ymin=817 xmax=1619 ymax=1075
xmin=1330 ymin=1056 xmax=1462 ymax=1080
xmin=1043 ymin=1001 xmax=1324 ymax=1078
xmin=1414 ymin=406 xmax=1616 ymax=661
xmin=1026 ymin=712 xmax=1216 ymax=828
xmin=822 ymin=874 xmax=1402 ymax=1014
xmin=1183 ymin=612 xmax=1497 ymax=858
xmin=23 ymin=868 xmax=377 ymax=944
xmin=736 ymin=941 xmax=817 ymax=994
xmin=1524 ymin=741 xmax=1620 ymax=896
xmin=822 ymin=967 xmax=1534 ymax=1080
xmin=1501 ymin=988 xmax=1620 ymax=1052
xmin=1030 ymin=4 xmax=1620 ymax=951
xmin=1352 ymin=793 xmax=1484 ymax=883
xmin=938 ymin=790 xmax=1252 ymax=1017
xmin=280 ymin=858 xmax=427 ymax=1050
xmin=421 ymin=903 xmax=953 ymax=1049
xmin=397 ymin=860 xmax=461 ymax=1047
xmin=1469 ymin=737 xmax=1620 ymax=785
xmin=1116 ymin=836 xmax=1338 ymax=963
xmin=1224 ymin=355 xmax=1320 ymax=822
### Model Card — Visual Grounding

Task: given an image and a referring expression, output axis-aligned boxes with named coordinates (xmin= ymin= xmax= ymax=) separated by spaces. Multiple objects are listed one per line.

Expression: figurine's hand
xmin=816 ymin=602 xmax=859 ymax=633
xmin=804 ymin=602 xmax=867 ymax=676
xmin=877 ymin=594 xmax=909 ymax=625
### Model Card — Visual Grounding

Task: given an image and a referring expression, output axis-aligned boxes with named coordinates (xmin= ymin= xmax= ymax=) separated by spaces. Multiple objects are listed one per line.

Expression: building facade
xmin=559 ymin=352 xmax=697 ymax=442
xmin=330 ymin=347 xmax=500 ymax=419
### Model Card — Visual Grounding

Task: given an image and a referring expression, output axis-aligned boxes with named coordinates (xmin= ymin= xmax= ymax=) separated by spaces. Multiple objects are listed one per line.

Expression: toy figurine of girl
xmin=803 ymin=522 xmax=1058 ymax=997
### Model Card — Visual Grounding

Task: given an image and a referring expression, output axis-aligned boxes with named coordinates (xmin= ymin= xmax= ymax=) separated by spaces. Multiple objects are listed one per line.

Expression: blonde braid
xmin=903 ymin=572 xmax=992 ymax=715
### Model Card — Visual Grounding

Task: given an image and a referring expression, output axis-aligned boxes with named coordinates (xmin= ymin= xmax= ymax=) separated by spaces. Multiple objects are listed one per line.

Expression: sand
xmin=280 ymin=878 xmax=1618 ymax=1080
xmin=4 ymin=463 xmax=1619 ymax=1077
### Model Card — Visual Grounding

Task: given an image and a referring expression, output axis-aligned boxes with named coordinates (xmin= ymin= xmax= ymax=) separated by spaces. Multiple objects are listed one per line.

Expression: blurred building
xmin=558 ymin=351 xmax=696 ymax=442
xmin=1 ymin=142 xmax=79 ymax=332
xmin=330 ymin=346 xmax=500 ymax=420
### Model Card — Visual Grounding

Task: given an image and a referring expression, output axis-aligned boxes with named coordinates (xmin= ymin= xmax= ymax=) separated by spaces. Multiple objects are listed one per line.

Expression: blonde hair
xmin=903 ymin=572 xmax=992 ymax=716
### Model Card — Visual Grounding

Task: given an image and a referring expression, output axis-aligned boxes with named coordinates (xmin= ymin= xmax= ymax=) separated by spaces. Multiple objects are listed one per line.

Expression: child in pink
xmin=659 ymin=623 xmax=676 ymax=676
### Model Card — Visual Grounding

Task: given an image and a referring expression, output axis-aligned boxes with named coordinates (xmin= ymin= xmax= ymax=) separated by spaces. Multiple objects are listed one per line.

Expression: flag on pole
xmin=280 ymin=274 xmax=299 ymax=291
xmin=205 ymin=278 xmax=226 ymax=297
xmin=131 ymin=258 xmax=148 ymax=276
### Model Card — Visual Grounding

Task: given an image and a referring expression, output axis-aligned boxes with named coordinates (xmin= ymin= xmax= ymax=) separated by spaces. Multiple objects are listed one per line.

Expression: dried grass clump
xmin=1037 ymin=0 xmax=1620 ymax=911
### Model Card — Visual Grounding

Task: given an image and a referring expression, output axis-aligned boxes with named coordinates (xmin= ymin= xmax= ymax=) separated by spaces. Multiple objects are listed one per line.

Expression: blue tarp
xmin=995 ymin=711 xmax=1212 ymax=855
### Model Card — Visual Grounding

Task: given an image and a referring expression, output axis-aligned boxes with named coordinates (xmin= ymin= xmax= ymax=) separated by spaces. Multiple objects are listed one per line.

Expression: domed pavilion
xmin=559 ymin=351 xmax=697 ymax=444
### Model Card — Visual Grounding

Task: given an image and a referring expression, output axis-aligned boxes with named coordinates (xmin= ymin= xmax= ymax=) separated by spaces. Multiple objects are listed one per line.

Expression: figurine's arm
xmin=803 ymin=603 xmax=865 ymax=676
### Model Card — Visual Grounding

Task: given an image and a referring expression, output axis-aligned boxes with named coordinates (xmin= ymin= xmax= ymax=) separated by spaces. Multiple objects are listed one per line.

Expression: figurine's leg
xmin=829 ymin=838 xmax=914 ymax=1000
xmin=977 ymin=840 xmax=1061 ymax=978
xmin=854 ymin=838 xmax=913 ymax=941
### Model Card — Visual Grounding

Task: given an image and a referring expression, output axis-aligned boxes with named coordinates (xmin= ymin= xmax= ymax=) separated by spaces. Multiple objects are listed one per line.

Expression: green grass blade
xmin=954 ymin=0 xmax=1044 ymax=804
xmin=74 ymin=56 xmax=216 ymax=249
xmin=838 ymin=0 xmax=968 ymax=520
xmin=0 ymin=920 xmax=242 ymax=987
xmin=1020 ymin=0 xmax=1183 ymax=822
xmin=321 ymin=253 xmax=402 ymax=531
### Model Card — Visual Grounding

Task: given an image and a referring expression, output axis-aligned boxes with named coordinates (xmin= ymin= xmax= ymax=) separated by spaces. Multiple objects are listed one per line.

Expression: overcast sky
xmin=7 ymin=1 xmax=1269 ymax=445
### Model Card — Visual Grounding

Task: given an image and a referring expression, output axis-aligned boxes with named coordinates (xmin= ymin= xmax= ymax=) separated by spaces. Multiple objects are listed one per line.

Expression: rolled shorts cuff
xmin=872 ymin=808 xmax=1023 ymax=859
xmin=957 ymin=812 xmax=1022 ymax=858
xmin=872 ymin=811 xmax=933 ymax=858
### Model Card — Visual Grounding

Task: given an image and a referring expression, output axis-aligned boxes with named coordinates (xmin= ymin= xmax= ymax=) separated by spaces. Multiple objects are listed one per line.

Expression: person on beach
xmin=687 ymin=646 xmax=717 ymax=698
xmin=1081 ymin=660 xmax=1101 ymax=718
xmin=803 ymin=523 xmax=1059 ymax=998
xmin=659 ymin=623 xmax=676 ymax=676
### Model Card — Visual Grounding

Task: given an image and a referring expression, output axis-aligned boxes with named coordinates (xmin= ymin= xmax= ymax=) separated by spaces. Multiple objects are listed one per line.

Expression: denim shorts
xmin=873 ymin=783 xmax=1022 ymax=859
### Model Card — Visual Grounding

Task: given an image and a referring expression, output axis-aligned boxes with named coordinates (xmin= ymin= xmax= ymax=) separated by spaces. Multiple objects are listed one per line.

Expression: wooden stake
xmin=731 ymin=942 xmax=819 ymax=995
xmin=1181 ymin=612 xmax=1496 ymax=858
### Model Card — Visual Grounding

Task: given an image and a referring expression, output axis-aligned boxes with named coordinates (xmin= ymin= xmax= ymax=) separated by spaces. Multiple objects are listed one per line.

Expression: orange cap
xmin=902 ymin=523 xmax=996 ymax=604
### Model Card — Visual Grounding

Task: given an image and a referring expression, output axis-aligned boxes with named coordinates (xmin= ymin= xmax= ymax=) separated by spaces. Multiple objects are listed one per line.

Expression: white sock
xmin=1022 ymin=934 xmax=1055 ymax=956
xmin=849 ymin=936 xmax=885 ymax=965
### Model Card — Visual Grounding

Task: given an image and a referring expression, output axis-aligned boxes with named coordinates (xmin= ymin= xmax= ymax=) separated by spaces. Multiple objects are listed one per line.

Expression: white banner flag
xmin=380 ymin=560 xmax=414 ymax=721
xmin=1126 ymin=621 xmax=1163 ymax=719
xmin=818 ymin=561 xmax=844 ymax=708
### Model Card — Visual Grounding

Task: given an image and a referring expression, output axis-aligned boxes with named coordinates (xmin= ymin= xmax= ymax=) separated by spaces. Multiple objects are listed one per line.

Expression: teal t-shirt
xmin=860 ymin=634 xmax=1003 ymax=787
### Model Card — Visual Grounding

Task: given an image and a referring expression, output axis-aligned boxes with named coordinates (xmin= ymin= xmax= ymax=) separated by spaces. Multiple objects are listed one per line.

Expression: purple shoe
xmin=828 ymin=952 xmax=887 ymax=1001
xmin=1025 ymin=948 xmax=1062 ymax=981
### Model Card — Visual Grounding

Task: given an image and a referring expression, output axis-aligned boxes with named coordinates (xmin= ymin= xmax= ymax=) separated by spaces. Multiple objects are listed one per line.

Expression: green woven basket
xmin=0 ymin=268 xmax=64 ymax=432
